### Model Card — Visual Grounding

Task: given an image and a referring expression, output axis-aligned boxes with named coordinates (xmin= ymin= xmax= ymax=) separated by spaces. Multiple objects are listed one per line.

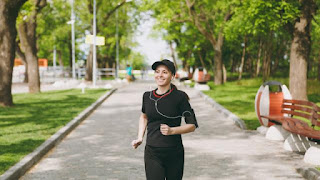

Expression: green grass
xmin=0 ymin=88 xmax=107 ymax=175
xmin=100 ymin=76 xmax=115 ymax=80
xmin=203 ymin=78 xmax=320 ymax=130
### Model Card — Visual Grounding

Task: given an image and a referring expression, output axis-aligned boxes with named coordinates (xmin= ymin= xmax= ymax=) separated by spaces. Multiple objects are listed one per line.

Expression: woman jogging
xmin=131 ymin=59 xmax=198 ymax=180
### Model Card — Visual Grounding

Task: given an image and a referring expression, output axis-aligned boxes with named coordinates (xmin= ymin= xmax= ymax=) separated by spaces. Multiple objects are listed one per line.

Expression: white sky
xmin=133 ymin=17 xmax=172 ymax=66
xmin=79 ymin=13 xmax=173 ymax=67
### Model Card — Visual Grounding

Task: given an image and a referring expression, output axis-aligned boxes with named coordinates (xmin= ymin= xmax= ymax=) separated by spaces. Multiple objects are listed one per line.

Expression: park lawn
xmin=203 ymin=78 xmax=320 ymax=130
xmin=0 ymin=88 xmax=107 ymax=175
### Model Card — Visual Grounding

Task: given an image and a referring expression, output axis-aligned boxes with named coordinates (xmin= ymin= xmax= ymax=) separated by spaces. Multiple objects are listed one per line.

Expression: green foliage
xmin=17 ymin=1 xmax=34 ymax=22
xmin=143 ymin=0 xmax=231 ymax=69
xmin=37 ymin=0 xmax=72 ymax=66
xmin=34 ymin=0 xmax=144 ymax=68
xmin=91 ymin=1 xmax=142 ymax=67
xmin=310 ymin=12 xmax=320 ymax=79
xmin=0 ymin=89 xmax=107 ymax=175
xmin=127 ymin=52 xmax=147 ymax=69
xmin=225 ymin=0 xmax=299 ymax=40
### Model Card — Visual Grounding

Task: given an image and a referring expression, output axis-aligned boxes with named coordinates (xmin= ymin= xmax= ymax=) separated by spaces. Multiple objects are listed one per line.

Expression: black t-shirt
xmin=142 ymin=86 xmax=198 ymax=147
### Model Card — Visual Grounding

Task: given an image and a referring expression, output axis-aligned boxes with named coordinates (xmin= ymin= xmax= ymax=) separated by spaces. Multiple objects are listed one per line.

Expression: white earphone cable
xmin=149 ymin=88 xmax=191 ymax=119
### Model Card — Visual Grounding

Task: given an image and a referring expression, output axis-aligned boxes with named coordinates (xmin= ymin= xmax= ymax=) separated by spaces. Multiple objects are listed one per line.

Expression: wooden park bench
xmin=281 ymin=99 xmax=320 ymax=143
xmin=262 ymin=99 xmax=320 ymax=143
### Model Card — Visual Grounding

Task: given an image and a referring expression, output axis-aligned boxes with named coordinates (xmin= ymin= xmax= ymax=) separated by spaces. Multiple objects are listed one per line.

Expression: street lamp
xmin=93 ymin=0 xmax=97 ymax=86
xmin=68 ymin=0 xmax=76 ymax=79
xmin=116 ymin=7 xmax=119 ymax=79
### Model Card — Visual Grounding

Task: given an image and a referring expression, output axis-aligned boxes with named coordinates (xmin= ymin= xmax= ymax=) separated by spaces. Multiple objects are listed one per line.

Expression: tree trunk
xmin=85 ymin=45 xmax=93 ymax=81
xmin=230 ymin=55 xmax=236 ymax=73
xmin=58 ymin=50 xmax=63 ymax=68
xmin=223 ymin=64 xmax=227 ymax=83
xmin=169 ymin=41 xmax=178 ymax=68
xmin=0 ymin=0 xmax=27 ymax=106
xmin=197 ymin=50 xmax=206 ymax=69
xmin=18 ymin=20 xmax=41 ymax=93
xmin=213 ymin=34 xmax=224 ymax=84
xmin=318 ymin=52 xmax=320 ymax=81
xmin=272 ymin=38 xmax=284 ymax=74
xmin=262 ymin=33 xmax=272 ymax=81
xmin=289 ymin=0 xmax=316 ymax=100
xmin=238 ymin=36 xmax=247 ymax=80
xmin=17 ymin=0 xmax=46 ymax=93
xmin=247 ymin=57 xmax=254 ymax=77
xmin=16 ymin=41 xmax=28 ymax=82
xmin=255 ymin=40 xmax=262 ymax=77
xmin=185 ymin=0 xmax=231 ymax=85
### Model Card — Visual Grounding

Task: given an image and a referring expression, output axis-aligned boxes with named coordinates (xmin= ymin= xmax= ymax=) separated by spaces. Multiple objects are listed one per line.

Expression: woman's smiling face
xmin=154 ymin=65 xmax=173 ymax=87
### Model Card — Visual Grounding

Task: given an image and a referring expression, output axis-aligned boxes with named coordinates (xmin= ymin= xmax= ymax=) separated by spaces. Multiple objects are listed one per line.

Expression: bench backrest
xmin=313 ymin=104 xmax=320 ymax=127
xmin=282 ymin=99 xmax=320 ymax=127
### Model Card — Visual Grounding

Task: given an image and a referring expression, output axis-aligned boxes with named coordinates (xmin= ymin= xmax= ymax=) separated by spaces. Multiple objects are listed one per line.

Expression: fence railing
xmin=77 ymin=68 xmax=115 ymax=79
xmin=12 ymin=66 xmax=116 ymax=83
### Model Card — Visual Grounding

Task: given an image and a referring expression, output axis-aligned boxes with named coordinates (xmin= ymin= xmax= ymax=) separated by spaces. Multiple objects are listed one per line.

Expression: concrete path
xmin=20 ymin=81 xmax=308 ymax=180
xmin=11 ymin=79 xmax=125 ymax=94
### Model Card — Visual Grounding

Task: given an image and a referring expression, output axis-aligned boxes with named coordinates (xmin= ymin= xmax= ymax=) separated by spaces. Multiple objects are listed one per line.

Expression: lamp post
xmin=93 ymin=0 xmax=97 ymax=87
xmin=71 ymin=0 xmax=76 ymax=79
xmin=53 ymin=45 xmax=56 ymax=80
xmin=115 ymin=8 xmax=119 ymax=79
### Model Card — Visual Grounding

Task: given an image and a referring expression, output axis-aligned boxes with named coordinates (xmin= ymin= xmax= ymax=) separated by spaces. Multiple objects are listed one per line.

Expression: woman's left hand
xmin=160 ymin=124 xmax=173 ymax=135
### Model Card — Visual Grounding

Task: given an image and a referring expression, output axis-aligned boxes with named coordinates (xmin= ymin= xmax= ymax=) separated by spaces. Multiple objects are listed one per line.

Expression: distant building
xmin=14 ymin=59 xmax=48 ymax=67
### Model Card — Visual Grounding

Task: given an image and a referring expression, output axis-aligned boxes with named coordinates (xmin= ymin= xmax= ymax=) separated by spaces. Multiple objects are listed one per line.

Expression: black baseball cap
xmin=151 ymin=59 xmax=176 ymax=75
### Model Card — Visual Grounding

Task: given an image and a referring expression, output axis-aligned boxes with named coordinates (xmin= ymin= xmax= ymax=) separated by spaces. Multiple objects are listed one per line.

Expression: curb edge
xmin=197 ymin=90 xmax=247 ymax=130
xmin=297 ymin=167 xmax=320 ymax=180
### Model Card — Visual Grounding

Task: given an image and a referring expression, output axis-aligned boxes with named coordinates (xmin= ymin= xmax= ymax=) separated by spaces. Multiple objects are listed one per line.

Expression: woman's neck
xmin=156 ymin=84 xmax=171 ymax=94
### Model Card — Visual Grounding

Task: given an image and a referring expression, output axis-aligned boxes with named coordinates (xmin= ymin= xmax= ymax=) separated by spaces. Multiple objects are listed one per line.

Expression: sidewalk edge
xmin=197 ymin=90 xmax=247 ymax=130
xmin=0 ymin=88 xmax=117 ymax=180
xmin=297 ymin=167 xmax=320 ymax=180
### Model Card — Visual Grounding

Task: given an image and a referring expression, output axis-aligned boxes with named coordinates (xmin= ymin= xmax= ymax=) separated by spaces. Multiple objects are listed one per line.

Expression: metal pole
xmin=71 ymin=0 xmax=76 ymax=79
xmin=53 ymin=45 xmax=56 ymax=79
xmin=116 ymin=9 xmax=119 ymax=79
xmin=93 ymin=0 xmax=97 ymax=86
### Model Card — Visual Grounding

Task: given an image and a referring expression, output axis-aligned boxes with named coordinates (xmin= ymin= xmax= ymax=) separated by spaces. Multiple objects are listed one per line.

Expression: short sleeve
xmin=142 ymin=92 xmax=147 ymax=113
xmin=178 ymin=92 xmax=199 ymax=128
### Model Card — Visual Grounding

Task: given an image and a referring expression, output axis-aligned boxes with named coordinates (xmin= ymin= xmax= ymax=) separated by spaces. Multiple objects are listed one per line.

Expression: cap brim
xmin=151 ymin=61 xmax=164 ymax=70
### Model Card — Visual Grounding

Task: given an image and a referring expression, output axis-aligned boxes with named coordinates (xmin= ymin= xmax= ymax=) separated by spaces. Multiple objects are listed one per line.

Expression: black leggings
xmin=144 ymin=145 xmax=184 ymax=180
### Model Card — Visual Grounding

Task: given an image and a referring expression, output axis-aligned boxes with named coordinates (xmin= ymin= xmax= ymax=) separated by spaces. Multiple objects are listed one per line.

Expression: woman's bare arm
xmin=131 ymin=113 xmax=148 ymax=149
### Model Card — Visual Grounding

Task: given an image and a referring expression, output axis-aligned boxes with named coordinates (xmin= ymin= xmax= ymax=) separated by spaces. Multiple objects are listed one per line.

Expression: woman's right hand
xmin=131 ymin=139 xmax=142 ymax=149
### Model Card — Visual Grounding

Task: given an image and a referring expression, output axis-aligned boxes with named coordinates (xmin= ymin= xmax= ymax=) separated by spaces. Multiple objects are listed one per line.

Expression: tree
xmin=17 ymin=0 xmax=47 ymax=93
xmin=152 ymin=15 xmax=212 ymax=71
xmin=37 ymin=0 xmax=73 ymax=69
xmin=146 ymin=0 xmax=232 ymax=84
xmin=224 ymin=0 xmax=299 ymax=81
xmin=184 ymin=0 xmax=232 ymax=85
xmin=289 ymin=0 xmax=317 ymax=100
xmin=84 ymin=0 xmax=132 ymax=81
xmin=15 ymin=40 xmax=28 ymax=82
xmin=0 ymin=0 xmax=27 ymax=106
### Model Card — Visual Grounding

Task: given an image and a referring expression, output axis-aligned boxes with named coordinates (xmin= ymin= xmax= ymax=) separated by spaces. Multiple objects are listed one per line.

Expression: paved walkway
xmin=20 ymin=81 xmax=308 ymax=180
